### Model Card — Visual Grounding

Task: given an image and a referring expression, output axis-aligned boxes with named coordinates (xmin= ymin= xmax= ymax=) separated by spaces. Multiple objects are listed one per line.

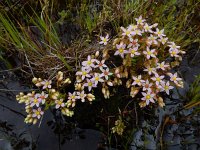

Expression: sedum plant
xmin=16 ymin=16 xmax=185 ymax=128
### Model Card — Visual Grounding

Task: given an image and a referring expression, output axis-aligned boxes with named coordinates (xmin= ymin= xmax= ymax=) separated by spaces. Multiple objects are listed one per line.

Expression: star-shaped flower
xmin=154 ymin=28 xmax=165 ymax=37
xmin=142 ymin=79 xmax=153 ymax=91
xmin=76 ymin=91 xmax=87 ymax=102
xmin=83 ymin=79 xmax=96 ymax=91
xmin=151 ymin=73 xmax=165 ymax=85
xmin=143 ymin=66 xmax=157 ymax=75
xmin=82 ymin=55 xmax=96 ymax=69
xmin=100 ymin=68 xmax=113 ymax=80
xmin=55 ymin=99 xmax=65 ymax=109
xmin=99 ymin=34 xmax=109 ymax=45
xmin=141 ymin=90 xmax=155 ymax=105
xmin=168 ymin=72 xmax=182 ymax=84
xmin=168 ymin=42 xmax=180 ymax=51
xmin=128 ymin=47 xmax=140 ymax=57
xmin=159 ymin=37 xmax=168 ymax=45
xmin=147 ymin=34 xmax=158 ymax=45
xmin=91 ymin=73 xmax=104 ymax=86
xmin=132 ymin=75 xmax=145 ymax=86
xmin=135 ymin=15 xmax=146 ymax=25
xmin=95 ymin=59 xmax=107 ymax=70
xmin=169 ymin=49 xmax=180 ymax=57
xmin=128 ymin=39 xmax=140 ymax=48
xmin=32 ymin=107 xmax=44 ymax=119
xmin=37 ymin=92 xmax=48 ymax=104
xmin=68 ymin=92 xmax=78 ymax=102
xmin=160 ymin=81 xmax=174 ymax=95
xmin=30 ymin=94 xmax=40 ymax=107
xmin=143 ymin=47 xmax=156 ymax=59
xmin=121 ymin=27 xmax=134 ymax=37
xmin=143 ymin=23 xmax=153 ymax=33
xmin=114 ymin=43 xmax=128 ymax=58
xmin=41 ymin=80 xmax=52 ymax=89
xmin=156 ymin=61 xmax=169 ymax=70
xmin=76 ymin=67 xmax=91 ymax=80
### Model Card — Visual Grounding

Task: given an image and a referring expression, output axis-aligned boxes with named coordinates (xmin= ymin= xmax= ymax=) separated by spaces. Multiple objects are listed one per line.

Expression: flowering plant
xmin=16 ymin=16 xmax=185 ymax=131
xmin=74 ymin=15 xmax=185 ymax=109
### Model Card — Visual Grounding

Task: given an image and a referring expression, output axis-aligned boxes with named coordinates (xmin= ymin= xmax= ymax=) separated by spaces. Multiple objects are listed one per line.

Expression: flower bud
xmin=102 ymin=87 xmax=106 ymax=94
xmin=95 ymin=51 xmax=100 ymax=57
xmin=33 ymin=119 xmax=37 ymax=125
xmin=158 ymin=97 xmax=165 ymax=108
xmin=32 ymin=77 xmax=38 ymax=84
xmin=107 ymin=81 xmax=113 ymax=86
xmin=63 ymin=78 xmax=71 ymax=84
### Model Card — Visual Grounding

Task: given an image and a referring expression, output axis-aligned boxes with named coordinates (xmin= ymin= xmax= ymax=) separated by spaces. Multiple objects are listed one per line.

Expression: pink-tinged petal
xmin=114 ymin=51 xmax=119 ymax=55
xmin=141 ymin=92 xmax=146 ymax=96
xmin=56 ymin=104 xmax=60 ymax=109
xmin=37 ymin=115 xmax=41 ymax=119
xmin=88 ymin=86 xmax=92 ymax=91
xmin=146 ymin=100 xmax=150 ymax=105
xmin=150 ymin=98 xmax=155 ymax=103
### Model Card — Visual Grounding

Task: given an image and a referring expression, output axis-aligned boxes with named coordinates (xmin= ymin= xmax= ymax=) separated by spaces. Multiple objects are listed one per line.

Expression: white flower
xmin=30 ymin=94 xmax=40 ymax=107
xmin=143 ymin=47 xmax=156 ymax=59
xmin=95 ymin=59 xmax=107 ymax=70
xmin=169 ymin=49 xmax=180 ymax=57
xmin=82 ymin=55 xmax=96 ymax=69
xmin=159 ymin=37 xmax=168 ymax=45
xmin=77 ymin=91 xmax=87 ymax=102
xmin=143 ymin=23 xmax=153 ymax=33
xmin=83 ymin=79 xmax=96 ymax=91
xmin=160 ymin=81 xmax=174 ymax=95
xmin=55 ymin=99 xmax=65 ymax=109
xmin=100 ymin=68 xmax=113 ymax=80
xmin=151 ymin=73 xmax=165 ymax=85
xmin=41 ymin=80 xmax=52 ymax=89
xmin=135 ymin=15 xmax=145 ymax=25
xmin=128 ymin=47 xmax=140 ymax=57
xmin=121 ymin=27 xmax=134 ymax=37
xmin=142 ymin=79 xmax=153 ymax=91
xmin=114 ymin=43 xmax=128 ymax=58
xmin=168 ymin=72 xmax=182 ymax=84
xmin=128 ymin=24 xmax=138 ymax=31
xmin=141 ymin=90 xmax=155 ymax=105
xmin=76 ymin=67 xmax=91 ymax=80
xmin=133 ymin=29 xmax=142 ymax=36
xmin=99 ymin=34 xmax=109 ymax=45
xmin=68 ymin=92 xmax=78 ymax=101
xmin=128 ymin=38 xmax=140 ymax=48
xmin=91 ymin=73 xmax=104 ymax=86
xmin=154 ymin=28 xmax=165 ymax=37
xmin=168 ymin=42 xmax=180 ymax=51
xmin=37 ymin=92 xmax=48 ymax=104
xmin=147 ymin=34 xmax=158 ymax=45
xmin=156 ymin=61 xmax=169 ymax=70
xmin=32 ymin=107 xmax=44 ymax=119
xmin=143 ymin=66 xmax=156 ymax=75
xmin=132 ymin=75 xmax=145 ymax=86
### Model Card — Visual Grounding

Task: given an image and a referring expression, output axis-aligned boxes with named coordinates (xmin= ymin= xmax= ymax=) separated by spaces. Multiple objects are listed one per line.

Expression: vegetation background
xmin=0 ymin=0 xmax=200 ymax=149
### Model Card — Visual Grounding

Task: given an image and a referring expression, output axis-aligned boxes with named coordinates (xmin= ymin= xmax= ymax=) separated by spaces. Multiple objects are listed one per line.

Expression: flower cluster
xmin=98 ymin=15 xmax=185 ymax=107
xmin=70 ymin=51 xmax=114 ymax=101
xmin=111 ymin=118 xmax=126 ymax=135
xmin=16 ymin=15 xmax=185 ymax=126
xmin=16 ymin=72 xmax=74 ymax=124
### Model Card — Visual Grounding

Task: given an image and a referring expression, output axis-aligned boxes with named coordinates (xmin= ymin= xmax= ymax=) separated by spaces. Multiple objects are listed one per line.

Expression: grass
xmin=0 ymin=0 xmax=199 ymax=78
